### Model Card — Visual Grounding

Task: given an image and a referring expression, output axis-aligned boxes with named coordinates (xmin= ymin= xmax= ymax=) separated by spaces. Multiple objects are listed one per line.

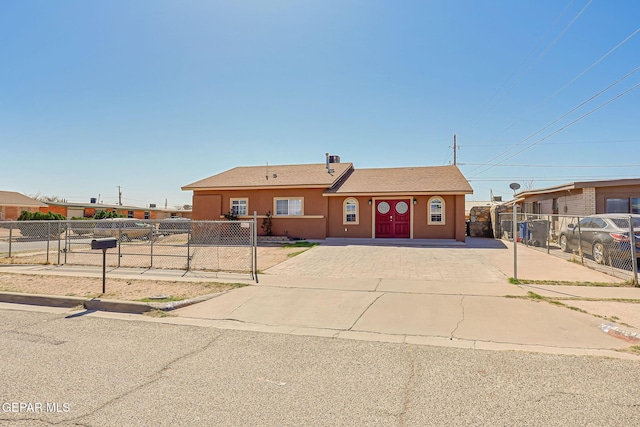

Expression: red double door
xmin=375 ymin=199 xmax=410 ymax=238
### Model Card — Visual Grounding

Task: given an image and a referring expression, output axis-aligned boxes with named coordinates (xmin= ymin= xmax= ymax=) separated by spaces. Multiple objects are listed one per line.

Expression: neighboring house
xmin=516 ymin=178 xmax=640 ymax=216
xmin=182 ymin=157 xmax=473 ymax=242
xmin=0 ymin=191 xmax=48 ymax=220
xmin=41 ymin=201 xmax=192 ymax=220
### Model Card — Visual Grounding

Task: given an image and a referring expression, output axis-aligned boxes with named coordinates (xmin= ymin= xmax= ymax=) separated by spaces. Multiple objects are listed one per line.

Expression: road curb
xmin=0 ymin=291 xmax=86 ymax=308
xmin=0 ymin=291 xmax=228 ymax=314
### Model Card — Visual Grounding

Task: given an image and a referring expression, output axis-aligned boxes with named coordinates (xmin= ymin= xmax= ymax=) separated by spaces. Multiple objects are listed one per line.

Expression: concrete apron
xmin=173 ymin=278 xmax=639 ymax=358
xmin=173 ymin=241 xmax=640 ymax=358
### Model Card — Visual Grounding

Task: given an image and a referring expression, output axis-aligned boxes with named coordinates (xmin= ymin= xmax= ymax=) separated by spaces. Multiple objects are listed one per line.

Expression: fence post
xmin=253 ymin=211 xmax=258 ymax=283
xmin=57 ymin=222 xmax=61 ymax=265
xmin=150 ymin=222 xmax=154 ymax=269
xmin=46 ymin=222 xmax=50 ymax=264
xmin=629 ymin=215 xmax=638 ymax=286
xmin=186 ymin=222 xmax=191 ymax=272
xmin=577 ymin=217 xmax=584 ymax=264
xmin=63 ymin=221 xmax=68 ymax=264
xmin=512 ymin=203 xmax=518 ymax=280
xmin=547 ymin=215 xmax=551 ymax=254
xmin=8 ymin=223 xmax=12 ymax=258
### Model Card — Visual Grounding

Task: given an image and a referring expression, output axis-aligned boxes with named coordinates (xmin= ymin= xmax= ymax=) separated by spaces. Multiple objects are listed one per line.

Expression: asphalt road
xmin=1 ymin=306 xmax=639 ymax=427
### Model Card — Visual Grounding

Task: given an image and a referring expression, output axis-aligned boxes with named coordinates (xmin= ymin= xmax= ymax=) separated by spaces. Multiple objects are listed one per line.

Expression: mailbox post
xmin=91 ymin=238 xmax=118 ymax=293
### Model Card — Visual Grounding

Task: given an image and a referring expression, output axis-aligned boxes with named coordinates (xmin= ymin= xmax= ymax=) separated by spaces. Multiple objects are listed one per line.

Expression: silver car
xmin=559 ymin=214 xmax=640 ymax=265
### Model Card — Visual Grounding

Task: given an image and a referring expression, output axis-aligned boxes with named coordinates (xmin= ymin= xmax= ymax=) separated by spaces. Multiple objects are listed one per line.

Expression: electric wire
xmin=467 ymin=65 xmax=640 ymax=176
xmin=470 ymin=81 xmax=640 ymax=178
xmin=480 ymin=0 xmax=592 ymax=120
xmin=478 ymin=0 xmax=576 ymax=118
xmin=461 ymin=163 xmax=640 ymax=168
xmin=463 ymin=139 xmax=640 ymax=147
xmin=500 ymin=26 xmax=640 ymax=135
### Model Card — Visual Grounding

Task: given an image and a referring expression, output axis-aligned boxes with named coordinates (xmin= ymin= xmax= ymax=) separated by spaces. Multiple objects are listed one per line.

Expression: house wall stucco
xmin=190 ymin=190 xmax=468 ymax=241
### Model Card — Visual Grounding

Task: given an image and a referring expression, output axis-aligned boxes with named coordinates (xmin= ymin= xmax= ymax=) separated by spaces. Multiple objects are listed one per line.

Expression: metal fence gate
xmin=497 ymin=212 xmax=639 ymax=284
xmin=0 ymin=218 xmax=258 ymax=281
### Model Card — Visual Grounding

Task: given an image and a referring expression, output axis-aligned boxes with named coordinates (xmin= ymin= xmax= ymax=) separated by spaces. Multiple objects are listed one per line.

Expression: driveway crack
xmin=348 ymin=292 xmax=385 ymax=331
xmin=450 ymin=296 xmax=465 ymax=339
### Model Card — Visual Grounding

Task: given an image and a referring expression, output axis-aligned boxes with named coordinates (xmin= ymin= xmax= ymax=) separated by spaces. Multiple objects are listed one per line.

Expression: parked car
xmin=559 ymin=214 xmax=640 ymax=264
xmin=157 ymin=217 xmax=191 ymax=236
xmin=94 ymin=219 xmax=153 ymax=241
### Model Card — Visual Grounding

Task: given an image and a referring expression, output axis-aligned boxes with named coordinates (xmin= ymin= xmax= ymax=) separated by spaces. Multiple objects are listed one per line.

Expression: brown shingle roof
xmin=182 ymin=162 xmax=354 ymax=190
xmin=0 ymin=191 xmax=47 ymax=207
xmin=326 ymin=165 xmax=473 ymax=195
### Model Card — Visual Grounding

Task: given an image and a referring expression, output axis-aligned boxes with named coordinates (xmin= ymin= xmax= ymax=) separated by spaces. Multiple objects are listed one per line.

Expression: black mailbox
xmin=91 ymin=238 xmax=118 ymax=250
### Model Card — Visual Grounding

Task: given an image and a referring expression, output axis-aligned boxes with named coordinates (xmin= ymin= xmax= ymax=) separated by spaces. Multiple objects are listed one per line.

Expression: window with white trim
xmin=428 ymin=197 xmax=445 ymax=225
xmin=231 ymin=198 xmax=248 ymax=216
xmin=343 ymin=198 xmax=359 ymax=224
xmin=275 ymin=198 xmax=303 ymax=216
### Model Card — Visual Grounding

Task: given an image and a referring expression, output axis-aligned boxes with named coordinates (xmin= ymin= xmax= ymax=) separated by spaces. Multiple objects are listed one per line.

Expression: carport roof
xmin=325 ymin=165 xmax=473 ymax=195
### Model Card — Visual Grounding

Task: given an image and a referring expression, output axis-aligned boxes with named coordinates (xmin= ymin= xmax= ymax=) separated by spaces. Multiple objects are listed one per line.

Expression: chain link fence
xmin=0 ymin=218 xmax=258 ymax=280
xmin=497 ymin=212 xmax=640 ymax=283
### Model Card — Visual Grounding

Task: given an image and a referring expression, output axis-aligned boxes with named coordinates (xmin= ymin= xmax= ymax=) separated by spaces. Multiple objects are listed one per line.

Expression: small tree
xmin=223 ymin=210 xmax=239 ymax=221
xmin=261 ymin=211 xmax=273 ymax=236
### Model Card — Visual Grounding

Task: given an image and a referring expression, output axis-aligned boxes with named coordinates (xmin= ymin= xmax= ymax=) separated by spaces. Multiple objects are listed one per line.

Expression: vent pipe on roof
xmin=325 ymin=153 xmax=339 ymax=174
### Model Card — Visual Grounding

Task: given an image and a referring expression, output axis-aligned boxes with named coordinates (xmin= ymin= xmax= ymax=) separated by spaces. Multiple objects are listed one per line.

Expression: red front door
xmin=375 ymin=200 xmax=411 ymax=238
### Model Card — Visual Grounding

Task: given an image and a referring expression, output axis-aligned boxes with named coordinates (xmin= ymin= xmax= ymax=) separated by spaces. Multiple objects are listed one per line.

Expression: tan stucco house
xmin=182 ymin=158 xmax=473 ymax=242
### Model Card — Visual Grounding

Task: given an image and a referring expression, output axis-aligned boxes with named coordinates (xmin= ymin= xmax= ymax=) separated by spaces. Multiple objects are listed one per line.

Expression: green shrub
xmin=17 ymin=211 xmax=66 ymax=238
xmin=94 ymin=210 xmax=125 ymax=219
xmin=18 ymin=211 xmax=65 ymax=221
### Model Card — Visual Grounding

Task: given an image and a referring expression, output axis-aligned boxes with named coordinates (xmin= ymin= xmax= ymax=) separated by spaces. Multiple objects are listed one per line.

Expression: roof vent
xmin=325 ymin=153 xmax=339 ymax=174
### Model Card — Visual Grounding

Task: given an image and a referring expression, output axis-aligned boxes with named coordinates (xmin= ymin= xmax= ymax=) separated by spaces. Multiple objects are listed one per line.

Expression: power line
xmin=461 ymin=163 xmax=640 ymax=168
xmin=469 ymin=175 xmax=640 ymax=182
xmin=478 ymin=0 xmax=576 ymax=118
xmin=499 ymin=26 xmax=640 ymax=135
xmin=463 ymin=139 xmax=640 ymax=147
xmin=468 ymin=67 xmax=640 ymax=177
xmin=478 ymin=81 xmax=640 ymax=175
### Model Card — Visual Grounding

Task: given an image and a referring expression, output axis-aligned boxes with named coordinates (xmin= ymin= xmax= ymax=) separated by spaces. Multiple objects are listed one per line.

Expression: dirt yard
xmin=0 ymin=244 xmax=312 ymax=302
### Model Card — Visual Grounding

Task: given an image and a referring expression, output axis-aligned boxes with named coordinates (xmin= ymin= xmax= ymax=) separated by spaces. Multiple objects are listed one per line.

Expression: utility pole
xmin=117 ymin=186 xmax=122 ymax=206
xmin=453 ymin=134 xmax=457 ymax=165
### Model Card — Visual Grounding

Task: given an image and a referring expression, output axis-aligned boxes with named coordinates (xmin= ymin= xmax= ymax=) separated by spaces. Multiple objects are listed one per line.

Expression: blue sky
xmin=2 ymin=0 xmax=639 ymax=208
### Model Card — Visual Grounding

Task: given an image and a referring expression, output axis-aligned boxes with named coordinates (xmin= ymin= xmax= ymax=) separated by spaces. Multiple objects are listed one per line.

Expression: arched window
xmin=343 ymin=198 xmax=359 ymax=225
xmin=428 ymin=196 xmax=445 ymax=225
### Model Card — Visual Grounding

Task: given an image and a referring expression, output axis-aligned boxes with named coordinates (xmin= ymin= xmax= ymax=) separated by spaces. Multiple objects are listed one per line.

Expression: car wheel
xmin=593 ymin=242 xmax=606 ymax=264
xmin=560 ymin=234 xmax=570 ymax=252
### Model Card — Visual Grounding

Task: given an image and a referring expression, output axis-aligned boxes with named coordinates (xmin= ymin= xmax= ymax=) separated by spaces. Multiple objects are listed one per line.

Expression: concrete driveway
xmin=174 ymin=238 xmax=640 ymax=357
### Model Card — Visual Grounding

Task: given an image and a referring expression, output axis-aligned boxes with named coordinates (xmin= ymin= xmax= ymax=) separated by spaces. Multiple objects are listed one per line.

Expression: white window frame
xmin=274 ymin=197 xmax=304 ymax=216
xmin=343 ymin=198 xmax=359 ymax=225
xmin=230 ymin=198 xmax=248 ymax=216
xmin=428 ymin=196 xmax=445 ymax=225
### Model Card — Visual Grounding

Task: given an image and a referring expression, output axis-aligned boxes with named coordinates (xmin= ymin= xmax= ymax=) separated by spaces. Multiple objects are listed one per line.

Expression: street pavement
xmin=1 ymin=308 xmax=640 ymax=426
